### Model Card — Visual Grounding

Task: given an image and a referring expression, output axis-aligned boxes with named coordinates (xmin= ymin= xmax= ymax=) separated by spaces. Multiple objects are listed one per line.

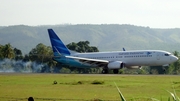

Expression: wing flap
xmin=65 ymin=56 xmax=109 ymax=67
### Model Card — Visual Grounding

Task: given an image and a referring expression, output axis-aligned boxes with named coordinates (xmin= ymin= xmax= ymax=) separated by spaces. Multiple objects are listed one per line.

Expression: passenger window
xmin=165 ymin=54 xmax=169 ymax=56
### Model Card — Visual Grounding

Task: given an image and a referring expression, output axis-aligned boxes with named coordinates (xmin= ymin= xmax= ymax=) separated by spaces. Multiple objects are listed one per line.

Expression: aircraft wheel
xmin=113 ymin=69 xmax=119 ymax=74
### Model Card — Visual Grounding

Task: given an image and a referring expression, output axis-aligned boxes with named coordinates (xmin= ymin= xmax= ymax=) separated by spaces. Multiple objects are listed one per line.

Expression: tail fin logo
xmin=48 ymin=29 xmax=70 ymax=56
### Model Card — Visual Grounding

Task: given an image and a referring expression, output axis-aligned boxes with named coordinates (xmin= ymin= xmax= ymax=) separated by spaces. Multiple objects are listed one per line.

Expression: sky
xmin=1 ymin=0 xmax=180 ymax=28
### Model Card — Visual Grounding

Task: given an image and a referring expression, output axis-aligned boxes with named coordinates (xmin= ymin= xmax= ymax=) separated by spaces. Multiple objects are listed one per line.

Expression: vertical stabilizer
xmin=48 ymin=29 xmax=70 ymax=56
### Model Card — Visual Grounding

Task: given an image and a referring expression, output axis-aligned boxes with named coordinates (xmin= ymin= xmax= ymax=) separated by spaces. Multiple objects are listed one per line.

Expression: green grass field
xmin=0 ymin=73 xmax=180 ymax=101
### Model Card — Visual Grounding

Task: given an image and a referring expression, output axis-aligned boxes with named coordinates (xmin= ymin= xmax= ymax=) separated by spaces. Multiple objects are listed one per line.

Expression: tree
xmin=29 ymin=43 xmax=53 ymax=63
xmin=66 ymin=41 xmax=99 ymax=73
xmin=0 ymin=43 xmax=15 ymax=59
xmin=67 ymin=41 xmax=99 ymax=53
xmin=0 ymin=44 xmax=3 ymax=59
xmin=14 ymin=48 xmax=23 ymax=60
xmin=29 ymin=43 xmax=55 ymax=72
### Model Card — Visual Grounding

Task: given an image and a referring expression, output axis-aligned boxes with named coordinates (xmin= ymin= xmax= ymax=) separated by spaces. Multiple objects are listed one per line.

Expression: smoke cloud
xmin=0 ymin=59 xmax=48 ymax=73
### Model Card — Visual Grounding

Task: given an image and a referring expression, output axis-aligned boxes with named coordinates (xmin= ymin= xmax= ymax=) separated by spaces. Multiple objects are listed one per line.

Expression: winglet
xmin=123 ymin=48 xmax=126 ymax=51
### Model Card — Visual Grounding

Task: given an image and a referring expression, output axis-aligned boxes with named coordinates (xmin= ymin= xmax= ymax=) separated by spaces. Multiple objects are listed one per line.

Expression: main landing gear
xmin=102 ymin=69 xmax=119 ymax=74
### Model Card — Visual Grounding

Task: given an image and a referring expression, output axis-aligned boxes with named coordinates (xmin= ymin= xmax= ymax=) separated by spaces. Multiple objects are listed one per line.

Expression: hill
xmin=0 ymin=24 xmax=180 ymax=54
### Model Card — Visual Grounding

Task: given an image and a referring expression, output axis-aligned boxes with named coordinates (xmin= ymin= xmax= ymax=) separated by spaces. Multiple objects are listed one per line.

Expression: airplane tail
xmin=48 ymin=29 xmax=70 ymax=56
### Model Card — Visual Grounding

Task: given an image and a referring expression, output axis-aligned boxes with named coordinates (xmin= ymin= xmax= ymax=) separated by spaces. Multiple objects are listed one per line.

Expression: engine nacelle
xmin=126 ymin=66 xmax=141 ymax=69
xmin=107 ymin=61 xmax=124 ymax=69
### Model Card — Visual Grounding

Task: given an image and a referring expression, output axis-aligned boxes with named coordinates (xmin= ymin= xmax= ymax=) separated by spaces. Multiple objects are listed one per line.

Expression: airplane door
xmin=157 ymin=53 xmax=160 ymax=60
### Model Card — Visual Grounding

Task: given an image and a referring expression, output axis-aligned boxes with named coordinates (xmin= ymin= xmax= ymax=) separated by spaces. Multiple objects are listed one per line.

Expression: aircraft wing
xmin=65 ymin=56 xmax=109 ymax=67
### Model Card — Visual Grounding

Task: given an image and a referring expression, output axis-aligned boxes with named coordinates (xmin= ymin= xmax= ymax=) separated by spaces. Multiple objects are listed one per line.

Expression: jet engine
xmin=107 ymin=61 xmax=124 ymax=69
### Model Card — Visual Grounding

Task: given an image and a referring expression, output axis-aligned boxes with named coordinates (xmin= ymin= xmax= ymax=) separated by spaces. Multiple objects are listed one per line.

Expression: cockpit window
xmin=164 ymin=54 xmax=170 ymax=56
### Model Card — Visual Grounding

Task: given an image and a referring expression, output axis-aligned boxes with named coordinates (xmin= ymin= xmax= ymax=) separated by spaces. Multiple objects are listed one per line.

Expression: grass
xmin=0 ymin=74 xmax=180 ymax=101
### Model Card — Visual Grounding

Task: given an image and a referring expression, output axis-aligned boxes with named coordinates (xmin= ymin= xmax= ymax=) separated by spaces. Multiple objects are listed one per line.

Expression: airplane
xmin=48 ymin=29 xmax=178 ymax=74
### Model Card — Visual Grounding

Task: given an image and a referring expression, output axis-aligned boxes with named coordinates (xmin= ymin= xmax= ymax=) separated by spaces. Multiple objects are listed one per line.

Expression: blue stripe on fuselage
xmin=51 ymin=38 xmax=70 ymax=55
xmin=54 ymin=57 xmax=92 ymax=68
xmin=48 ymin=29 xmax=70 ymax=56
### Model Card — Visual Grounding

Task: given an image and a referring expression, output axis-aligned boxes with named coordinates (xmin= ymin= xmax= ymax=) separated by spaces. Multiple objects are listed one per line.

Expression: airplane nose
xmin=175 ymin=56 xmax=179 ymax=61
xmin=171 ymin=56 xmax=178 ymax=62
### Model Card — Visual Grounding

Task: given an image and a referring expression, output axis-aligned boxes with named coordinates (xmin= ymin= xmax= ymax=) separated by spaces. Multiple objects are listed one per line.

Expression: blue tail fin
xmin=48 ymin=29 xmax=70 ymax=56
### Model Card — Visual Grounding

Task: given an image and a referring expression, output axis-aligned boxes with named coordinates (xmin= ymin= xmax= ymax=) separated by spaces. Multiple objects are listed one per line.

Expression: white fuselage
xmin=72 ymin=50 xmax=178 ymax=68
